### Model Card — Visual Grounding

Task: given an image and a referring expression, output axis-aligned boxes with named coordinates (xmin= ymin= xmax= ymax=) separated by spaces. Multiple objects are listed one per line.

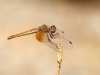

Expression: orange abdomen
xmin=35 ymin=32 xmax=45 ymax=42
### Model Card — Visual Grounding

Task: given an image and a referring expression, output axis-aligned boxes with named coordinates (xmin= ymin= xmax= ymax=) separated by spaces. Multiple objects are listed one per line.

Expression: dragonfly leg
xmin=47 ymin=33 xmax=59 ymax=52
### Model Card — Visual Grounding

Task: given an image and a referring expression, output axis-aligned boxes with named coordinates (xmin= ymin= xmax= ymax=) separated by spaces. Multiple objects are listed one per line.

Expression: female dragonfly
xmin=7 ymin=24 xmax=73 ymax=52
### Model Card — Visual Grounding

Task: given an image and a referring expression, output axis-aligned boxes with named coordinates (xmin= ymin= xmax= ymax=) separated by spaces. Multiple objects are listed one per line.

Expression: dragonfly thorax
xmin=38 ymin=24 xmax=50 ymax=33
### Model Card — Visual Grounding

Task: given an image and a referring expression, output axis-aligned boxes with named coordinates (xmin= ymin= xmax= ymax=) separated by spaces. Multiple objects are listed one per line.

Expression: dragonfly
xmin=7 ymin=24 xmax=73 ymax=52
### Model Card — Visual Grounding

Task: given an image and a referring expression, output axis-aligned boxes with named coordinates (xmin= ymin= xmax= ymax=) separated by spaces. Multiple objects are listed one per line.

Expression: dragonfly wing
xmin=42 ymin=29 xmax=73 ymax=51
xmin=57 ymin=29 xmax=65 ymax=37
xmin=55 ymin=29 xmax=73 ymax=49
xmin=59 ymin=35 xmax=73 ymax=49
xmin=42 ymin=33 xmax=59 ymax=52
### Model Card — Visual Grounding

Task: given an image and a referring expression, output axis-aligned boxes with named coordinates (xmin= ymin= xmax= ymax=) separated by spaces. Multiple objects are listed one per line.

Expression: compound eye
xmin=51 ymin=25 xmax=56 ymax=28
xmin=51 ymin=25 xmax=56 ymax=33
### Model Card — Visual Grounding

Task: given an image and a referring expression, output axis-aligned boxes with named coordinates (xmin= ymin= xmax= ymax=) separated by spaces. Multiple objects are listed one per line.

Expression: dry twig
xmin=56 ymin=38 xmax=63 ymax=75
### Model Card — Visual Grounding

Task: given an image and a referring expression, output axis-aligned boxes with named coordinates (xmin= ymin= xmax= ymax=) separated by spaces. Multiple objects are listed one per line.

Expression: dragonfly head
xmin=50 ymin=25 xmax=56 ymax=33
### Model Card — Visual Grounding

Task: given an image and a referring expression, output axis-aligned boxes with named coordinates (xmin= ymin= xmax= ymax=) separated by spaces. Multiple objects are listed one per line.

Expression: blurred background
xmin=0 ymin=0 xmax=100 ymax=75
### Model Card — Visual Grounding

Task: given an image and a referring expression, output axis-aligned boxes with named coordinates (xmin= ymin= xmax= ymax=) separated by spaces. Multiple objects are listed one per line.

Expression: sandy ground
xmin=0 ymin=0 xmax=100 ymax=75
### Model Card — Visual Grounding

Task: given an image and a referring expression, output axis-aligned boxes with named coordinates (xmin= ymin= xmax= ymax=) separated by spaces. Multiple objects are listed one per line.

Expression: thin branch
xmin=56 ymin=37 xmax=63 ymax=75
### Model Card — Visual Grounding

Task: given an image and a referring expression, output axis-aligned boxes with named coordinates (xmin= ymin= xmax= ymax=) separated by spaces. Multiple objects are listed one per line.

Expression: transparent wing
xmin=42 ymin=30 xmax=73 ymax=52
xmin=58 ymin=29 xmax=73 ymax=49
xmin=59 ymin=35 xmax=73 ymax=49
xmin=42 ymin=33 xmax=59 ymax=52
